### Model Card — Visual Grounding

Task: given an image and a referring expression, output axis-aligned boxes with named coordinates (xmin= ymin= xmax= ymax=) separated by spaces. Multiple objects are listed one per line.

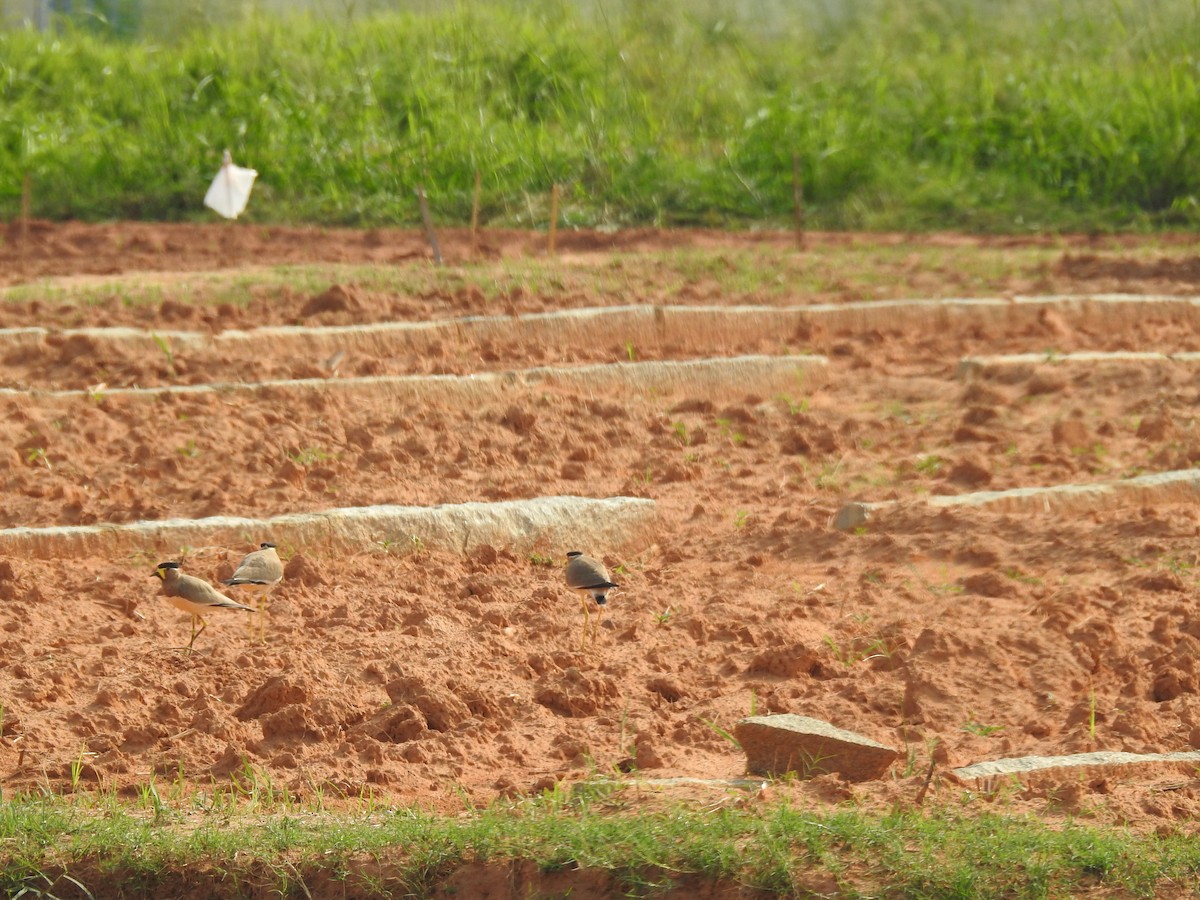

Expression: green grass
xmin=3 ymin=783 xmax=1200 ymax=897
xmin=0 ymin=236 xmax=1088 ymax=311
xmin=1 ymin=0 xmax=1197 ymax=231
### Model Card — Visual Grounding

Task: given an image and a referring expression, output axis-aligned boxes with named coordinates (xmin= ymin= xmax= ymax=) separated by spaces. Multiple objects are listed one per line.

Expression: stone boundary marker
xmin=729 ymin=715 xmax=1200 ymax=790
xmin=0 ymin=354 xmax=827 ymax=405
xmin=0 ymin=495 xmax=657 ymax=560
xmin=833 ymin=467 xmax=1200 ymax=527
xmin=958 ymin=349 xmax=1200 ymax=379
xmin=734 ymin=714 xmax=898 ymax=782
xmin=954 ymin=749 xmax=1200 ymax=787
xmin=1 ymin=293 xmax=1196 ymax=357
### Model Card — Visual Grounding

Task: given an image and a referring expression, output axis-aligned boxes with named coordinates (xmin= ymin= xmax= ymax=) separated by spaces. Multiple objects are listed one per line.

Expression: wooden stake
xmin=416 ymin=185 xmax=442 ymax=266
xmin=469 ymin=170 xmax=481 ymax=256
xmin=20 ymin=172 xmax=31 ymax=247
xmin=548 ymin=184 xmax=560 ymax=257
xmin=792 ymin=153 xmax=806 ymax=251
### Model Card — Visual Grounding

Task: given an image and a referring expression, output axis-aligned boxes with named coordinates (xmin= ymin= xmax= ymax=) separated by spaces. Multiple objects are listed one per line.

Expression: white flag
xmin=204 ymin=149 xmax=258 ymax=219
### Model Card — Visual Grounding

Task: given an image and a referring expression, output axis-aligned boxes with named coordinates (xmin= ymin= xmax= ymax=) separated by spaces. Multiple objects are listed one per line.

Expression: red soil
xmin=3 ymin=222 xmax=1200 ymax=836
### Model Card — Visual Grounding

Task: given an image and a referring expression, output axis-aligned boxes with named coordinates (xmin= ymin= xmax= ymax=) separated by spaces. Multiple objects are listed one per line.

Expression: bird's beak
xmin=151 ymin=570 xmax=163 ymax=580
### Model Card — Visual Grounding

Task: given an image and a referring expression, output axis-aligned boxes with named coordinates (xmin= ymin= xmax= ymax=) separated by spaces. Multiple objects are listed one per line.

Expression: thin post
xmin=469 ymin=170 xmax=481 ymax=256
xmin=416 ymin=185 xmax=442 ymax=266
xmin=20 ymin=172 xmax=31 ymax=247
xmin=792 ymin=153 xmax=806 ymax=251
xmin=548 ymin=184 xmax=560 ymax=257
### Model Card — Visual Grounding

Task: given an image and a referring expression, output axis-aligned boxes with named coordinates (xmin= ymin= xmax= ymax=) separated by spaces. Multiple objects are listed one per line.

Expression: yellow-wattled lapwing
xmin=152 ymin=561 xmax=254 ymax=651
xmin=565 ymin=550 xmax=619 ymax=650
xmin=222 ymin=541 xmax=283 ymax=642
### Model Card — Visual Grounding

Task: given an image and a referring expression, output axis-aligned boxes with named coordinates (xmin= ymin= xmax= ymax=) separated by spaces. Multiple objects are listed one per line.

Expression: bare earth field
xmin=3 ymin=221 xmax=1200 ymax=836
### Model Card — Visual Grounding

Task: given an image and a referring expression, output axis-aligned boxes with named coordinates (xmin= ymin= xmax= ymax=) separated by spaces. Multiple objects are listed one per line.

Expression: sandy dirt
xmin=3 ymin=221 xmax=1200 ymax=837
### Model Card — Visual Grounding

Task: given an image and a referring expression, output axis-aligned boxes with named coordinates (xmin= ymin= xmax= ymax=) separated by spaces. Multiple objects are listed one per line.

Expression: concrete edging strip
xmin=954 ymin=749 xmax=1200 ymax=783
xmin=0 ymin=354 xmax=827 ymax=404
xmin=958 ymin=350 xmax=1200 ymax=378
xmin=3 ymin=294 xmax=1199 ymax=357
xmin=0 ymin=496 xmax=658 ymax=560
xmin=837 ymin=468 xmax=1200 ymax=523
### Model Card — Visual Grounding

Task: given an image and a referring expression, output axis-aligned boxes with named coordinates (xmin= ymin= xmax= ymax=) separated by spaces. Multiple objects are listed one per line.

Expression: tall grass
xmin=0 ymin=0 xmax=1196 ymax=231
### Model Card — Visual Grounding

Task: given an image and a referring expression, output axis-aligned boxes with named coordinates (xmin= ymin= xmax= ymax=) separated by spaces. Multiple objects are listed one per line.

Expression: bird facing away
xmin=152 ymin=561 xmax=254 ymax=650
xmin=565 ymin=550 xmax=619 ymax=649
xmin=222 ymin=541 xmax=284 ymax=642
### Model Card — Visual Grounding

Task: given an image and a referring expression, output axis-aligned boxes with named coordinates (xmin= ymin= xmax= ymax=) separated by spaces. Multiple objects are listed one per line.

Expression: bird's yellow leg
xmin=579 ymin=596 xmax=590 ymax=652
xmin=258 ymin=594 xmax=269 ymax=643
xmin=189 ymin=615 xmax=208 ymax=651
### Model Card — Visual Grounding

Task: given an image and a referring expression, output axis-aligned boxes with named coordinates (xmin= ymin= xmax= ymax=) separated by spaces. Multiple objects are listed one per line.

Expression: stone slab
xmin=0 ymin=495 xmax=657 ymax=560
xmin=734 ymin=714 xmax=898 ymax=782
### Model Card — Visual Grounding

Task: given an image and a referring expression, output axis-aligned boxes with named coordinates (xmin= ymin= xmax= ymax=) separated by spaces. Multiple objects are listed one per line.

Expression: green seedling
xmin=962 ymin=719 xmax=1005 ymax=737
xmin=152 ymin=332 xmax=175 ymax=369
xmin=25 ymin=447 xmax=51 ymax=470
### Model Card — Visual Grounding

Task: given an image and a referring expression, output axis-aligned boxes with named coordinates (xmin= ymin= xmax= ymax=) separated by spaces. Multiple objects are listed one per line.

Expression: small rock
xmin=734 ymin=714 xmax=898 ymax=782
xmin=832 ymin=503 xmax=870 ymax=531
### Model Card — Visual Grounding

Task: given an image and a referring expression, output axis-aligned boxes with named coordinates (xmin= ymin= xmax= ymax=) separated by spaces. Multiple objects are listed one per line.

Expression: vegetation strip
xmin=2 ymin=792 xmax=1199 ymax=898
xmin=2 ymin=1 xmax=1196 ymax=230
xmin=0 ymin=496 xmax=657 ymax=559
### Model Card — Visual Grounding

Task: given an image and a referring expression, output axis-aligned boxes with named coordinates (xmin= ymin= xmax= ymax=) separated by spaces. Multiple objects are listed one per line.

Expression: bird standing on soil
xmin=151 ymin=561 xmax=255 ymax=651
xmin=565 ymin=550 xmax=619 ymax=650
xmin=222 ymin=541 xmax=284 ymax=641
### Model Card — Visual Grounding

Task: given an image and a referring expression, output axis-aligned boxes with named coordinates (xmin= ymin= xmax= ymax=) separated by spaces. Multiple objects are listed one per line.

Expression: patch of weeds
xmin=1161 ymin=555 xmax=1196 ymax=579
xmin=962 ymin=719 xmax=1005 ymax=737
xmin=915 ymin=454 xmax=944 ymax=475
xmin=177 ymin=440 xmax=201 ymax=459
xmin=529 ymin=553 xmax=556 ymax=567
xmin=653 ymin=607 xmax=674 ymax=627
xmin=775 ymin=393 xmax=808 ymax=415
xmin=287 ymin=446 xmax=334 ymax=466
xmin=715 ymin=418 xmax=747 ymax=445
xmin=1003 ymin=567 xmax=1042 ymax=585
xmin=814 ymin=458 xmax=844 ymax=490
xmin=823 ymin=634 xmax=891 ymax=668
xmin=671 ymin=421 xmax=690 ymax=445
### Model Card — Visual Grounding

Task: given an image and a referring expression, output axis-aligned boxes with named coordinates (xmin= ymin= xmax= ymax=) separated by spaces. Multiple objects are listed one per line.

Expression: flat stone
xmin=832 ymin=502 xmax=871 ymax=531
xmin=734 ymin=714 xmax=898 ymax=782
xmin=954 ymin=749 xmax=1200 ymax=783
